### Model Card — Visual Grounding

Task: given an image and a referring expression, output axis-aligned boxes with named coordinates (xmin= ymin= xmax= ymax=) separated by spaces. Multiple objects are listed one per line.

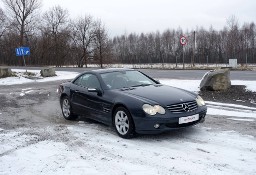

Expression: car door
xmin=83 ymin=74 xmax=110 ymax=123
xmin=72 ymin=73 xmax=110 ymax=123
xmin=70 ymin=74 xmax=90 ymax=115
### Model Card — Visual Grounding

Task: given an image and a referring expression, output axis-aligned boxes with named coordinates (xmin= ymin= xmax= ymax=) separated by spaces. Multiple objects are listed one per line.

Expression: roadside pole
xmin=22 ymin=54 xmax=27 ymax=73
xmin=21 ymin=48 xmax=27 ymax=73
xmin=180 ymin=36 xmax=187 ymax=70
xmin=192 ymin=31 xmax=196 ymax=67
xmin=182 ymin=47 xmax=185 ymax=69
xmin=176 ymin=55 xmax=178 ymax=68
xmin=207 ymin=55 xmax=209 ymax=67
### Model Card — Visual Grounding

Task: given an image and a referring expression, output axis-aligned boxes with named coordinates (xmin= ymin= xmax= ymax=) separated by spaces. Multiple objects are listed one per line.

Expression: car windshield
xmin=100 ymin=70 xmax=157 ymax=89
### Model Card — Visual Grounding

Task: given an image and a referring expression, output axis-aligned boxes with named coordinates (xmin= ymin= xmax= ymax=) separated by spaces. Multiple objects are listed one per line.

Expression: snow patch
xmin=22 ymin=87 xmax=32 ymax=91
xmin=160 ymin=79 xmax=201 ymax=92
xmin=232 ymin=80 xmax=256 ymax=92
xmin=205 ymin=101 xmax=256 ymax=118
xmin=0 ymin=140 xmax=98 ymax=174
xmin=25 ymin=90 xmax=34 ymax=94
xmin=227 ymin=118 xmax=255 ymax=122
xmin=0 ymin=76 xmax=34 ymax=85
xmin=1 ymin=126 xmax=255 ymax=175
xmin=207 ymin=108 xmax=256 ymax=118
xmin=206 ymin=101 xmax=256 ymax=111
xmin=0 ymin=69 xmax=79 ymax=86
xmin=160 ymin=79 xmax=256 ymax=93
xmin=20 ymin=93 xmax=25 ymax=97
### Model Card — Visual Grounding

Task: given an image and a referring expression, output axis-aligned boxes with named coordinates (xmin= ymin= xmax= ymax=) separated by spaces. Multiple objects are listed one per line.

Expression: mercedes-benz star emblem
xmin=182 ymin=103 xmax=189 ymax=112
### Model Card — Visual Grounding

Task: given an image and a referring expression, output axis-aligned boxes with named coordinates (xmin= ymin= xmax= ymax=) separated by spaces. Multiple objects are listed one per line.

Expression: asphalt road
xmin=10 ymin=66 xmax=256 ymax=80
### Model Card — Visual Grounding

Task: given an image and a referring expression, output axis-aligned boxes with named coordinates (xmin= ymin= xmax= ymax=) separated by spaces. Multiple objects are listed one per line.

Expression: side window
xmin=73 ymin=74 xmax=101 ymax=89
xmin=73 ymin=76 xmax=82 ymax=86
xmin=86 ymin=74 xmax=101 ymax=89
xmin=73 ymin=74 xmax=90 ymax=87
xmin=80 ymin=75 xmax=88 ymax=87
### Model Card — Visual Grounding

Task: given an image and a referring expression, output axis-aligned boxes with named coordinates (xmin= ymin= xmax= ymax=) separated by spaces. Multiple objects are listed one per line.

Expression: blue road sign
xmin=16 ymin=47 xmax=30 ymax=56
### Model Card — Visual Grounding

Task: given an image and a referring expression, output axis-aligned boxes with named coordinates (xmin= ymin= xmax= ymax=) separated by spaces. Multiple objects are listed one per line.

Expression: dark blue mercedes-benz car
xmin=59 ymin=68 xmax=207 ymax=138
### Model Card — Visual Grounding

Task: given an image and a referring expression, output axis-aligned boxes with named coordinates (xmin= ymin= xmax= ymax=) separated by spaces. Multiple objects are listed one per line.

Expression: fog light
xmin=154 ymin=124 xmax=160 ymax=129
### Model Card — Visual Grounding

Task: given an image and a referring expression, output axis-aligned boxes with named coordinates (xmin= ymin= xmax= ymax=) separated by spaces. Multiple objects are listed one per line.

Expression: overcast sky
xmin=2 ymin=0 xmax=256 ymax=36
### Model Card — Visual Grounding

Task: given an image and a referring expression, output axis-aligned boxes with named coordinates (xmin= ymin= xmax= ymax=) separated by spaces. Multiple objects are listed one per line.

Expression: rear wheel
xmin=113 ymin=107 xmax=135 ymax=139
xmin=61 ymin=96 xmax=77 ymax=120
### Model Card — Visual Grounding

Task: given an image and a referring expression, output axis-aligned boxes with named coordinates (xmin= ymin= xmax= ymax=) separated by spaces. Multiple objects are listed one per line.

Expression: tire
xmin=113 ymin=107 xmax=135 ymax=139
xmin=61 ymin=96 xmax=77 ymax=120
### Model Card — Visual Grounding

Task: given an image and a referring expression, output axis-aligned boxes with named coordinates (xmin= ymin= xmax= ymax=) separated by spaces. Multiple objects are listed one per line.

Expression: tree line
xmin=0 ymin=0 xmax=255 ymax=67
xmin=112 ymin=18 xmax=256 ymax=66
xmin=0 ymin=0 xmax=111 ymax=68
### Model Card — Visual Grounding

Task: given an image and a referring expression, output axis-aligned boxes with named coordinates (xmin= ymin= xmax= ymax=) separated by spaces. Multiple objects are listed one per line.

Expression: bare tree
xmin=94 ymin=20 xmax=111 ymax=68
xmin=226 ymin=15 xmax=240 ymax=59
xmin=0 ymin=7 xmax=7 ymax=38
xmin=42 ymin=5 xmax=70 ymax=66
xmin=3 ymin=0 xmax=41 ymax=46
xmin=249 ymin=23 xmax=256 ymax=63
xmin=43 ymin=5 xmax=69 ymax=35
xmin=71 ymin=15 xmax=95 ymax=67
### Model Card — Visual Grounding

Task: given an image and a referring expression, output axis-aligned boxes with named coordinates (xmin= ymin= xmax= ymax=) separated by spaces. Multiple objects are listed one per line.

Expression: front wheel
xmin=61 ymin=96 xmax=77 ymax=120
xmin=113 ymin=107 xmax=135 ymax=139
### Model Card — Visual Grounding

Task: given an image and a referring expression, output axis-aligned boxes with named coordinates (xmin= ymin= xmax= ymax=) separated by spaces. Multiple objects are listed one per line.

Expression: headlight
xmin=142 ymin=104 xmax=166 ymax=116
xmin=196 ymin=96 xmax=205 ymax=106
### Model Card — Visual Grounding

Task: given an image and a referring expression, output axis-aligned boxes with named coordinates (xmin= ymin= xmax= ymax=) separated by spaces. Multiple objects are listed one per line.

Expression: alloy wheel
xmin=115 ymin=110 xmax=129 ymax=135
xmin=62 ymin=98 xmax=71 ymax=118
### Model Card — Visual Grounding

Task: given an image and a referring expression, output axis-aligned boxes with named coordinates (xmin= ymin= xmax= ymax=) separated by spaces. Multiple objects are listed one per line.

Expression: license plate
xmin=179 ymin=114 xmax=199 ymax=124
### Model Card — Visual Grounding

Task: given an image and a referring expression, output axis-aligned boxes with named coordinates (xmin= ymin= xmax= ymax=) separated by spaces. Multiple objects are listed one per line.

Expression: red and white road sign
xmin=180 ymin=36 xmax=187 ymax=46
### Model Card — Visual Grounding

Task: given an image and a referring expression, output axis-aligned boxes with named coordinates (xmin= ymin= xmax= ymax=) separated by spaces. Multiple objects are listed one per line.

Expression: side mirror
xmin=88 ymin=88 xmax=103 ymax=96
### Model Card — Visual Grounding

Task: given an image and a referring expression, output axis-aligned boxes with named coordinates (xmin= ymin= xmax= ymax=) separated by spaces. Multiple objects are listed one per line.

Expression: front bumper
xmin=133 ymin=107 xmax=207 ymax=134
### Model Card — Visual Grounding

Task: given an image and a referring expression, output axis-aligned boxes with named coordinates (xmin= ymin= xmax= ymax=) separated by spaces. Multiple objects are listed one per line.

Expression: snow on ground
xmin=0 ymin=69 xmax=79 ymax=85
xmin=232 ymin=80 xmax=256 ymax=92
xmin=207 ymin=107 xmax=256 ymax=119
xmin=160 ymin=79 xmax=256 ymax=93
xmin=227 ymin=118 xmax=254 ymax=122
xmin=205 ymin=101 xmax=256 ymax=119
xmin=1 ymin=69 xmax=256 ymax=174
xmin=160 ymin=79 xmax=201 ymax=92
xmin=0 ymin=124 xmax=256 ymax=175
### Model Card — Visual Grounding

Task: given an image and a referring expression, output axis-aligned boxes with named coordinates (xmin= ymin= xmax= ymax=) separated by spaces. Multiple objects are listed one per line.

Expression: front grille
xmin=166 ymin=101 xmax=198 ymax=113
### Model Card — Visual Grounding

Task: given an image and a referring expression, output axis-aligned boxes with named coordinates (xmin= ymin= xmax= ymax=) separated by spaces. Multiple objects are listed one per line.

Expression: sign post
xmin=15 ymin=47 xmax=30 ymax=72
xmin=180 ymin=36 xmax=187 ymax=69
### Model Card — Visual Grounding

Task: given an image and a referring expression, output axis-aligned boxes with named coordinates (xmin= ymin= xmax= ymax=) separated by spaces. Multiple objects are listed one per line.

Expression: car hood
xmin=121 ymin=85 xmax=197 ymax=106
